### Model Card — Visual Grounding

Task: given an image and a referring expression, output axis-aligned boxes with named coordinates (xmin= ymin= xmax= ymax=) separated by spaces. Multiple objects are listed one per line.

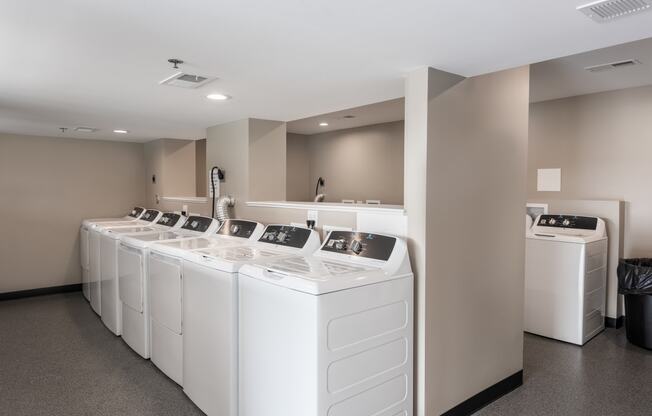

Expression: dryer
xmin=88 ymin=209 xmax=162 ymax=315
xmin=98 ymin=212 xmax=185 ymax=336
xmin=238 ymin=230 xmax=414 ymax=416
xmin=117 ymin=218 xmax=260 ymax=359
xmin=146 ymin=220 xmax=271 ymax=385
xmin=525 ymin=214 xmax=608 ymax=345
xmin=181 ymin=225 xmax=320 ymax=415
xmin=80 ymin=206 xmax=145 ymax=301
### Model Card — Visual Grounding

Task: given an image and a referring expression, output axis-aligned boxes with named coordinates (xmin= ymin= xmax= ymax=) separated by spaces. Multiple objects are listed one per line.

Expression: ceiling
xmin=2 ymin=1 xmax=652 ymax=142
xmin=531 ymin=37 xmax=652 ymax=102
xmin=287 ymin=98 xmax=404 ymax=135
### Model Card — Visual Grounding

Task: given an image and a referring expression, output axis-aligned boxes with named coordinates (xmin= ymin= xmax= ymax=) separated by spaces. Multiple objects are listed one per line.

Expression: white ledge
xmin=159 ymin=196 xmax=208 ymax=203
xmin=246 ymin=201 xmax=405 ymax=215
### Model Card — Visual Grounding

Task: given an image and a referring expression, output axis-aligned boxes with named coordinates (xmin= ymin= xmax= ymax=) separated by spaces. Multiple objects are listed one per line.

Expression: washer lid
xmin=150 ymin=236 xmax=244 ymax=258
xmin=185 ymin=244 xmax=285 ymax=272
xmin=240 ymin=255 xmax=405 ymax=295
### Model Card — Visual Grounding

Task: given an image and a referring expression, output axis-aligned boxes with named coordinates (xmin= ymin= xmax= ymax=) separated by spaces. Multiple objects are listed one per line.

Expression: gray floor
xmin=0 ymin=292 xmax=203 ymax=416
xmin=1 ymin=293 xmax=651 ymax=416
xmin=477 ymin=328 xmax=652 ymax=416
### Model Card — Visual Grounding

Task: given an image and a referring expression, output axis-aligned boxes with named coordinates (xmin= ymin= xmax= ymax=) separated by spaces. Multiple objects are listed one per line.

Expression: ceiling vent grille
xmin=578 ymin=0 xmax=651 ymax=22
xmin=584 ymin=59 xmax=642 ymax=72
xmin=74 ymin=126 xmax=98 ymax=133
xmin=159 ymin=72 xmax=216 ymax=89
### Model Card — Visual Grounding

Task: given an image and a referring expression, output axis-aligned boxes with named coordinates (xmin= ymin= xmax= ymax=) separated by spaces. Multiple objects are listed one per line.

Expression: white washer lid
xmin=184 ymin=244 xmax=288 ymax=273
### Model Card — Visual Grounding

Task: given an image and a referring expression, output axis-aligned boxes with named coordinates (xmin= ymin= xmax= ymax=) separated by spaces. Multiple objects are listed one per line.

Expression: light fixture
xmin=319 ymin=122 xmax=329 ymax=127
xmin=113 ymin=129 xmax=129 ymax=134
xmin=75 ymin=127 xmax=97 ymax=133
xmin=206 ymin=93 xmax=230 ymax=101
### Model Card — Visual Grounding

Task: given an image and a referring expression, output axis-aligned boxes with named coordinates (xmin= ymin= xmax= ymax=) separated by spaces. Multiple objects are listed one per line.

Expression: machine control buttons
xmin=277 ymin=232 xmax=288 ymax=243
xmin=562 ymin=219 xmax=570 ymax=227
xmin=231 ymin=224 xmax=241 ymax=234
xmin=333 ymin=239 xmax=347 ymax=251
xmin=258 ymin=225 xmax=312 ymax=248
xmin=264 ymin=231 xmax=277 ymax=241
xmin=350 ymin=239 xmax=363 ymax=255
xmin=537 ymin=215 xmax=599 ymax=230
xmin=548 ymin=218 xmax=556 ymax=225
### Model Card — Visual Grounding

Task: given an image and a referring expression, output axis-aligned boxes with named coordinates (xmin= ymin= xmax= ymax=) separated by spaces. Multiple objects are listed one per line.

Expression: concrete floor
xmin=0 ymin=292 xmax=203 ymax=416
xmin=477 ymin=328 xmax=652 ymax=415
xmin=1 ymin=293 xmax=651 ymax=416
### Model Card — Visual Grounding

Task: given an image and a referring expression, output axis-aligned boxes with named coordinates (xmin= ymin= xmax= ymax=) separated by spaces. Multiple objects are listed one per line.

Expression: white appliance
xmin=118 ymin=218 xmax=259 ymax=359
xmin=181 ymin=224 xmax=321 ymax=415
xmin=80 ymin=207 xmax=145 ymax=301
xmin=98 ymin=212 xmax=184 ymax=335
xmin=87 ymin=209 xmax=162 ymax=315
xmin=525 ymin=214 xmax=608 ymax=345
xmin=238 ymin=230 xmax=414 ymax=416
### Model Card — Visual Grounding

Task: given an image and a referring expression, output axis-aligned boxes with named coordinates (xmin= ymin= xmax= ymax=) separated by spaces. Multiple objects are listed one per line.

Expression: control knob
xmin=265 ymin=232 xmax=276 ymax=241
xmin=562 ymin=219 xmax=570 ymax=227
xmin=334 ymin=239 xmax=347 ymax=250
xmin=230 ymin=224 xmax=241 ymax=234
xmin=277 ymin=232 xmax=287 ymax=243
xmin=350 ymin=239 xmax=363 ymax=255
xmin=548 ymin=218 xmax=556 ymax=225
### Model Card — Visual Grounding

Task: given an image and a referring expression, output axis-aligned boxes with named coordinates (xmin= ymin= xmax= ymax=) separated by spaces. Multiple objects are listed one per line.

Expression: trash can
xmin=617 ymin=259 xmax=652 ymax=350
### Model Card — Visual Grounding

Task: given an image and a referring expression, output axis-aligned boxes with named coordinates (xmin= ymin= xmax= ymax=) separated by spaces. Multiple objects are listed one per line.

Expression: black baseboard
xmin=441 ymin=370 xmax=523 ymax=416
xmin=605 ymin=316 xmax=625 ymax=329
xmin=0 ymin=284 xmax=82 ymax=301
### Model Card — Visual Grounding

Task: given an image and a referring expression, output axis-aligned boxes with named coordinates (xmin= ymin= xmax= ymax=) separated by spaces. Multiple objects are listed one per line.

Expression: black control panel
xmin=157 ymin=213 xmax=181 ymax=227
xmin=537 ymin=215 xmax=598 ymax=230
xmin=181 ymin=216 xmax=214 ymax=232
xmin=258 ymin=225 xmax=312 ymax=248
xmin=321 ymin=231 xmax=396 ymax=261
xmin=141 ymin=210 xmax=160 ymax=222
xmin=129 ymin=207 xmax=145 ymax=218
xmin=216 ymin=219 xmax=259 ymax=239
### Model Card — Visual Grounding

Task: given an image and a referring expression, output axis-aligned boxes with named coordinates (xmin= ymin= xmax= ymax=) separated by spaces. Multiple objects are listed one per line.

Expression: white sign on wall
xmin=537 ymin=168 xmax=561 ymax=192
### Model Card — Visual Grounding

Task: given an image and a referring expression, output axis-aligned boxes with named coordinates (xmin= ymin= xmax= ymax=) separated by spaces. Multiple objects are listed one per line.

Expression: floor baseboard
xmin=605 ymin=316 xmax=625 ymax=329
xmin=441 ymin=370 xmax=523 ymax=416
xmin=0 ymin=284 xmax=82 ymax=302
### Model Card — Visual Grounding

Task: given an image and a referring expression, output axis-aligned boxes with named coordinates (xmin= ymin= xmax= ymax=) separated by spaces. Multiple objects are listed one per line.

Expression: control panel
xmin=537 ymin=215 xmax=598 ymax=230
xmin=157 ymin=213 xmax=181 ymax=227
xmin=321 ymin=231 xmax=396 ymax=261
xmin=141 ymin=209 xmax=160 ymax=222
xmin=129 ymin=207 xmax=145 ymax=218
xmin=258 ymin=225 xmax=312 ymax=248
xmin=216 ymin=219 xmax=259 ymax=239
xmin=181 ymin=216 xmax=214 ymax=232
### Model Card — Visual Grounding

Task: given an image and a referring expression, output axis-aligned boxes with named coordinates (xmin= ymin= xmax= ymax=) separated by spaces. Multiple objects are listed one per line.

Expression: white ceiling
xmin=287 ymin=98 xmax=404 ymax=135
xmin=531 ymin=37 xmax=652 ymax=102
xmin=2 ymin=0 xmax=652 ymax=142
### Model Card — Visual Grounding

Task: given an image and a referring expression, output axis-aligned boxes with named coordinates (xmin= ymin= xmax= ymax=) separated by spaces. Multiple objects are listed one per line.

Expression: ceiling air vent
xmin=578 ymin=0 xmax=651 ymax=22
xmin=584 ymin=59 xmax=642 ymax=72
xmin=159 ymin=72 xmax=216 ymax=89
xmin=74 ymin=126 xmax=98 ymax=133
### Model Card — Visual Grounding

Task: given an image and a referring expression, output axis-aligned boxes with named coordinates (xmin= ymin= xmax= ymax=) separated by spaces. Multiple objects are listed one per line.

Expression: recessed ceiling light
xmin=206 ymin=93 xmax=230 ymax=101
xmin=319 ymin=122 xmax=329 ymax=126
xmin=75 ymin=126 xmax=98 ymax=133
xmin=113 ymin=129 xmax=129 ymax=134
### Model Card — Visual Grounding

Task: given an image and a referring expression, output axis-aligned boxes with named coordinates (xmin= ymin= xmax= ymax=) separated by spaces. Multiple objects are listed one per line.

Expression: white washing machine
xmin=98 ymin=212 xmax=184 ymax=336
xmin=118 ymin=218 xmax=261 ymax=359
xmin=80 ymin=206 xmax=145 ymax=301
xmin=181 ymin=225 xmax=321 ymax=415
xmin=88 ymin=209 xmax=162 ymax=315
xmin=146 ymin=219 xmax=270 ymax=385
xmin=525 ymin=214 xmax=608 ymax=345
xmin=238 ymin=230 xmax=414 ymax=416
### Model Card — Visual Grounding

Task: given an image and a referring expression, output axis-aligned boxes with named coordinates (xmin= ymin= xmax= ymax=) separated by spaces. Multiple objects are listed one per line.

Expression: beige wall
xmin=144 ymin=138 xmax=197 ymax=208
xmin=249 ymin=120 xmax=286 ymax=201
xmin=529 ymin=86 xmax=652 ymax=258
xmin=0 ymin=133 xmax=145 ymax=293
xmin=195 ymin=139 xmax=207 ymax=197
xmin=286 ymin=121 xmax=405 ymax=204
xmin=286 ymin=133 xmax=311 ymax=201
xmin=405 ymin=66 xmax=529 ymax=414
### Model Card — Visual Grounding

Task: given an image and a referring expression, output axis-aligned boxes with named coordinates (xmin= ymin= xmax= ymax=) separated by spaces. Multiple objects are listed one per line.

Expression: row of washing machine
xmin=80 ymin=207 xmax=414 ymax=416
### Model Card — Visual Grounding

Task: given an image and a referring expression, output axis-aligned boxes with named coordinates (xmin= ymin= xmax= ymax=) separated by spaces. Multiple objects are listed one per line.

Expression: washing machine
xmin=181 ymin=225 xmax=321 ymax=415
xmin=146 ymin=219 xmax=271 ymax=385
xmin=80 ymin=206 xmax=145 ymax=301
xmin=118 ymin=218 xmax=261 ymax=359
xmin=238 ymin=230 xmax=414 ymax=416
xmin=88 ymin=209 xmax=162 ymax=315
xmin=97 ymin=212 xmax=185 ymax=336
xmin=525 ymin=214 xmax=608 ymax=345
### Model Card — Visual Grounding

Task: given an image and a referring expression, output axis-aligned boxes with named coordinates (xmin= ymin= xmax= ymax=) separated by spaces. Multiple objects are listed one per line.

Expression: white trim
xmin=160 ymin=196 xmax=209 ymax=203
xmin=246 ymin=201 xmax=405 ymax=215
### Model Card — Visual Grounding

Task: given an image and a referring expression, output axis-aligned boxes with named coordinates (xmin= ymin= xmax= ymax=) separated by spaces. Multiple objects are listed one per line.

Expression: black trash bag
xmin=618 ymin=258 xmax=652 ymax=295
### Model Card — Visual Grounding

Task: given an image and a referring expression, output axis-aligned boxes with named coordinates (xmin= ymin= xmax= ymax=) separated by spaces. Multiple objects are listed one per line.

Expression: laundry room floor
xmin=476 ymin=328 xmax=652 ymax=416
xmin=0 ymin=292 xmax=203 ymax=416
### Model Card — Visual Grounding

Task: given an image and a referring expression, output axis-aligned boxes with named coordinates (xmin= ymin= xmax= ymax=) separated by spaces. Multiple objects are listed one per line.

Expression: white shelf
xmin=159 ymin=196 xmax=208 ymax=203
xmin=246 ymin=201 xmax=405 ymax=215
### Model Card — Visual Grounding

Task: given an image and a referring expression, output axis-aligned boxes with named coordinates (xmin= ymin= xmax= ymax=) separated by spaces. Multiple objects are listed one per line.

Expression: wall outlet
xmin=307 ymin=210 xmax=318 ymax=223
